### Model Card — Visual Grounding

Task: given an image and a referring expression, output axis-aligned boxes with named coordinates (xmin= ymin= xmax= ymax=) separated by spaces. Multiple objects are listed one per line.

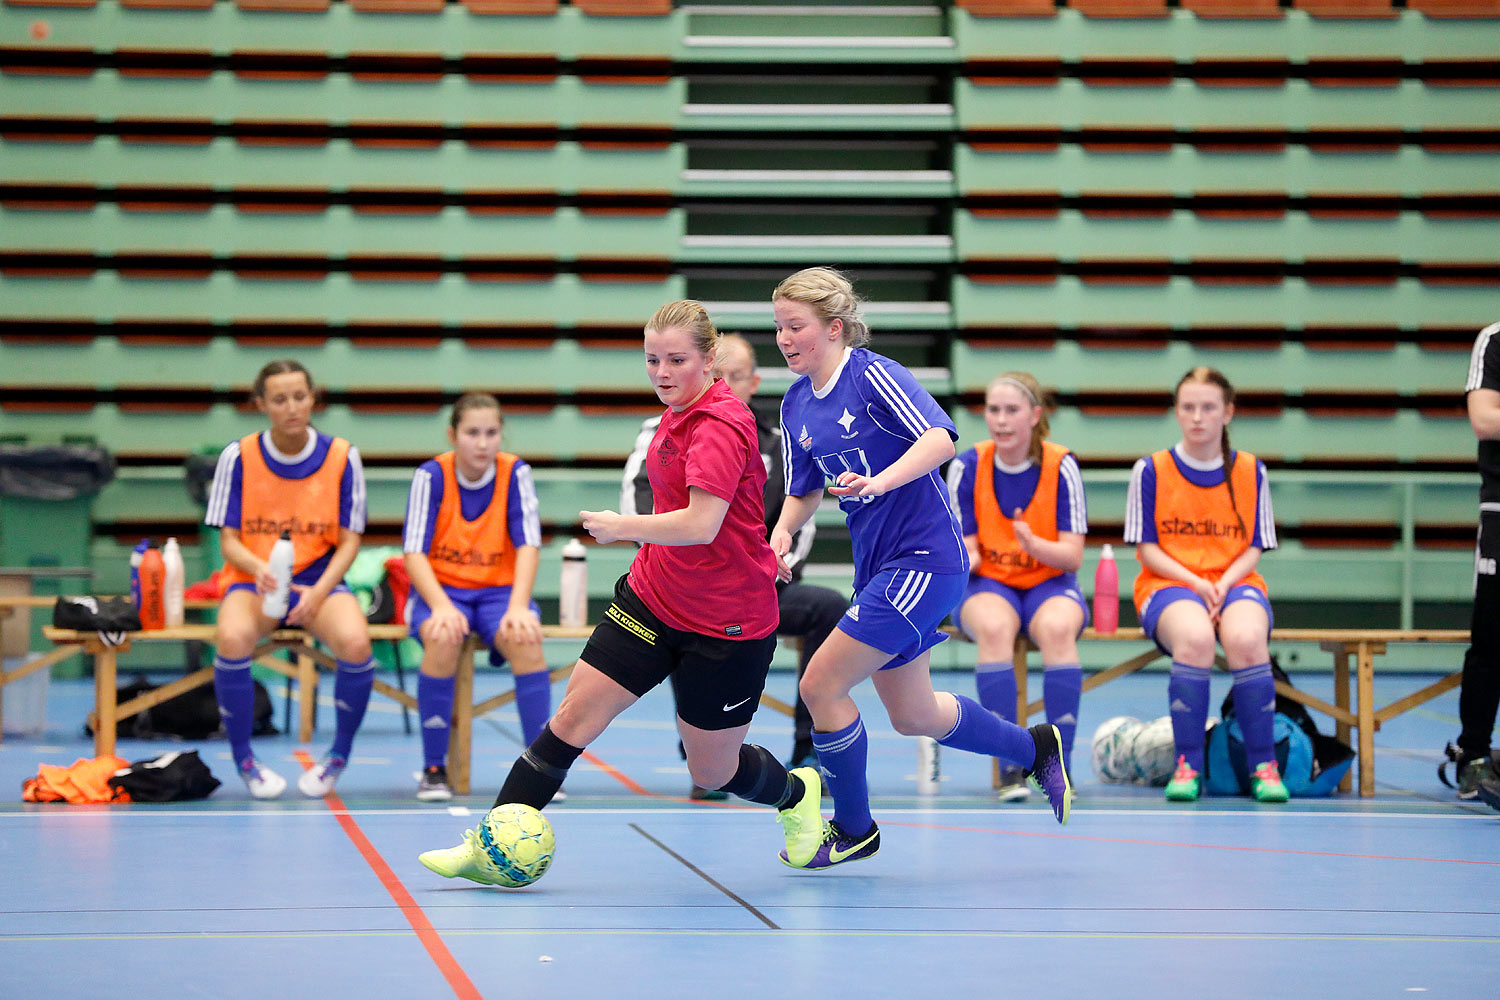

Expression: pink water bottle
xmin=1092 ymin=543 xmax=1119 ymax=634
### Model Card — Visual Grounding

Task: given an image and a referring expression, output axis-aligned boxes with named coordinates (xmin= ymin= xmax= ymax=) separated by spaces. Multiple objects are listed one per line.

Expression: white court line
xmin=0 ymin=806 xmax=1487 ymax=821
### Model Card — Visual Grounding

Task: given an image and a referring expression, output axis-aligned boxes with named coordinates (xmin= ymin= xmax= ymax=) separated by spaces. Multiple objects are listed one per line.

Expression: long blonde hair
xmin=771 ymin=267 xmax=870 ymax=347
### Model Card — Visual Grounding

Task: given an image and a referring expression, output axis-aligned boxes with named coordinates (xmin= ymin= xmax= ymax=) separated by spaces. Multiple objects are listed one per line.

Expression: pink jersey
xmin=628 ymin=379 xmax=779 ymax=640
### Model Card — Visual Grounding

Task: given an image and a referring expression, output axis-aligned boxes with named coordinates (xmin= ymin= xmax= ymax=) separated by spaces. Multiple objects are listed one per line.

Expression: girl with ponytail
xmin=1123 ymin=367 xmax=1284 ymax=803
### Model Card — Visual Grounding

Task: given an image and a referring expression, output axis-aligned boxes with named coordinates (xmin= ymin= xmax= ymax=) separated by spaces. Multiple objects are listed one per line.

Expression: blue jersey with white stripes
xmin=947 ymin=446 xmax=1088 ymax=538
xmin=400 ymin=457 xmax=541 ymax=558
xmin=780 ymin=347 xmax=968 ymax=587
xmin=204 ymin=429 xmax=366 ymax=587
xmin=1124 ymin=445 xmax=1277 ymax=550
xmin=205 ymin=429 xmax=366 ymax=535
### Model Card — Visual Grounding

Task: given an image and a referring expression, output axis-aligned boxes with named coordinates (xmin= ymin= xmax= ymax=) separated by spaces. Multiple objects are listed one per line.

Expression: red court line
xmin=295 ymin=751 xmax=482 ymax=1000
xmin=883 ymin=816 xmax=1500 ymax=867
xmin=580 ymin=748 xmax=654 ymax=796
xmin=578 ymin=748 xmax=758 ymax=810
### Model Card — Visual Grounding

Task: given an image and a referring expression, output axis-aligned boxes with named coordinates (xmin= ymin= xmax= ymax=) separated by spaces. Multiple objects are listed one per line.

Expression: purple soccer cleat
xmin=1025 ymin=724 xmax=1073 ymax=825
xmin=779 ymin=820 xmax=880 ymax=871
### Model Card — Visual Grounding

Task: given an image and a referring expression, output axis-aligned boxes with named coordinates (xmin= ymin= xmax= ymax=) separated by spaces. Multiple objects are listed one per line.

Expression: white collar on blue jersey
xmin=455 ymin=462 xmax=497 ymax=491
xmin=262 ymin=427 xmax=317 ymax=465
xmin=811 ymin=345 xmax=855 ymax=399
xmin=996 ymin=455 xmax=1034 ymax=475
xmin=1172 ymin=442 xmax=1224 ymax=471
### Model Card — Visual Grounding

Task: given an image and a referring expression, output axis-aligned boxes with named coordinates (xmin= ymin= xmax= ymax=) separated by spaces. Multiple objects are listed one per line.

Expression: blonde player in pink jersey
xmin=419 ymin=300 xmax=825 ymax=884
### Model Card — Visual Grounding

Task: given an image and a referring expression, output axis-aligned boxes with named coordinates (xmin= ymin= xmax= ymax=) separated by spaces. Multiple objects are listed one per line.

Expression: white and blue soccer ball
xmin=1090 ymin=715 xmax=1143 ymax=783
xmin=476 ymin=803 xmax=555 ymax=887
xmin=1130 ymin=715 xmax=1178 ymax=786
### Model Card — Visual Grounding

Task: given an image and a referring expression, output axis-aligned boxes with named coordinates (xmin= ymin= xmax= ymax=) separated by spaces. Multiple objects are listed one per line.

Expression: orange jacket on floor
xmin=22 ymin=755 xmax=131 ymax=804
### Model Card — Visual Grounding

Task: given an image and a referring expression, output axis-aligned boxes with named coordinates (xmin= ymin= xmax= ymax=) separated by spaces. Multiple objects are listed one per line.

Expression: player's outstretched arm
xmin=581 ymin=487 xmax=731 ymax=547
xmin=829 ymin=426 xmax=955 ymax=499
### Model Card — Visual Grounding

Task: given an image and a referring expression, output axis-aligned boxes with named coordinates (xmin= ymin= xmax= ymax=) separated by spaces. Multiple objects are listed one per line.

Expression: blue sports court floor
xmin=2 ymin=667 xmax=1497 ymax=999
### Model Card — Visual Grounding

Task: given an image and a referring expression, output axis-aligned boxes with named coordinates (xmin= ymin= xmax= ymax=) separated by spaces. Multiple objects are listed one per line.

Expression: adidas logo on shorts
xmin=846 ymin=605 xmax=860 ymax=622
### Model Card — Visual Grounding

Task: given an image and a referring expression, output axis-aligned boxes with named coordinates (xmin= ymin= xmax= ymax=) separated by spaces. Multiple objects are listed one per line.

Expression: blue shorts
xmin=1139 ymin=584 xmax=1274 ymax=656
xmin=839 ymin=568 xmax=966 ymax=671
xmin=406 ymin=583 xmax=541 ymax=668
xmin=956 ymin=574 xmax=1090 ymax=641
xmin=225 ymin=562 xmax=351 ymax=623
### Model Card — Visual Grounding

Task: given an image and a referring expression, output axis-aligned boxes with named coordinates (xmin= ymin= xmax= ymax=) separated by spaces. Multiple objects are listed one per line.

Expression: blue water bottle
xmin=129 ymin=538 xmax=150 ymax=609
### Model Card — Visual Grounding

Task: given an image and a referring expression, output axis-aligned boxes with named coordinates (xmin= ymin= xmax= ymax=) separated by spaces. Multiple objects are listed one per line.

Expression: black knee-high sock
xmin=718 ymin=744 xmax=804 ymax=808
xmin=495 ymin=724 xmax=584 ymax=810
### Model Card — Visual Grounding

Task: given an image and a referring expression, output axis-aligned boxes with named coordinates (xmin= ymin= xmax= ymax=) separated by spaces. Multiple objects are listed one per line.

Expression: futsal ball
xmin=1130 ymin=715 xmax=1178 ymax=786
xmin=1090 ymin=715 xmax=1142 ymax=783
xmin=474 ymin=803 xmax=555 ymax=887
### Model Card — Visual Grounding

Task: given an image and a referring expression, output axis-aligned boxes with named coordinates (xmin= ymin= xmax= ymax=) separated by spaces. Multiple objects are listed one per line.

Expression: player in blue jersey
xmin=402 ymin=392 xmax=550 ymax=802
xmin=768 ymin=267 xmax=1073 ymax=871
xmin=205 ymin=360 xmax=373 ymax=799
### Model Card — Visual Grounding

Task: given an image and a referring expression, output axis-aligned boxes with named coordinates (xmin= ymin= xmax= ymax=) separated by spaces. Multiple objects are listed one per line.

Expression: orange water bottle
xmin=138 ymin=543 xmax=166 ymax=630
xmin=1092 ymin=543 xmax=1119 ymax=634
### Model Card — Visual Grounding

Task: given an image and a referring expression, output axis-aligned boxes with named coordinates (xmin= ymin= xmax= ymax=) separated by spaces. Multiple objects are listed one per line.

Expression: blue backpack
xmin=1206 ymin=713 xmax=1311 ymax=795
xmin=1205 ymin=662 xmax=1356 ymax=797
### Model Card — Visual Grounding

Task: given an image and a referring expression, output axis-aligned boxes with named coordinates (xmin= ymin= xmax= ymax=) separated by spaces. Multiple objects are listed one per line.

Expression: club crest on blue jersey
xmin=837 ymin=408 xmax=858 ymax=438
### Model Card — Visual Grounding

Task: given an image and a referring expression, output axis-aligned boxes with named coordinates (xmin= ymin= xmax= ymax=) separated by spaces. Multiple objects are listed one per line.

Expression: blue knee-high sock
xmin=513 ymin=671 xmax=552 ymax=747
xmin=212 ymin=655 xmax=255 ymax=768
xmin=1168 ymin=662 xmax=1212 ymax=773
xmin=1043 ymin=662 xmax=1083 ymax=768
xmin=937 ymin=694 xmax=1036 ymax=768
xmin=974 ymin=660 xmax=1017 ymax=723
xmin=417 ymin=673 xmax=455 ymax=770
xmin=813 ymin=716 xmax=873 ymax=837
xmin=329 ymin=657 xmax=376 ymax=760
xmin=1232 ymin=661 xmax=1277 ymax=769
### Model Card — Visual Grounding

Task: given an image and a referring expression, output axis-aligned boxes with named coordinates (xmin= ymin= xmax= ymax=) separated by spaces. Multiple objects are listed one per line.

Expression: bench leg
xmin=93 ymin=646 xmax=118 ymax=758
xmin=1357 ymin=643 xmax=1376 ymax=797
xmin=993 ymin=636 xmax=1031 ymax=790
xmin=1333 ymin=650 xmax=1352 ymax=794
xmin=450 ymin=642 xmax=475 ymax=796
xmin=298 ymin=652 xmax=316 ymax=743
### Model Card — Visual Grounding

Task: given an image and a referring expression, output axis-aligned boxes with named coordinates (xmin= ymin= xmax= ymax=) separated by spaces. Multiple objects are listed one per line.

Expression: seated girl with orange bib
xmin=401 ymin=393 xmax=549 ymax=802
xmin=206 ymin=360 xmax=373 ymax=800
xmin=947 ymin=372 xmax=1088 ymax=801
xmin=1124 ymin=366 xmax=1286 ymax=804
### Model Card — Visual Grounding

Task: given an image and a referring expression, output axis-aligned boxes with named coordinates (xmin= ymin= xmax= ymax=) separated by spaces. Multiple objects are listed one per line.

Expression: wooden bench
xmin=3 ymin=593 xmax=1472 ymax=798
xmin=1003 ymin=626 xmax=1470 ymax=797
xmin=36 ymin=621 xmax=595 ymax=795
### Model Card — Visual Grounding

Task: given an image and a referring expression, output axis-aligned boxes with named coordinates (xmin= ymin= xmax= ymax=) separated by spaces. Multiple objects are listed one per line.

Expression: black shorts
xmin=582 ymin=574 xmax=775 ymax=731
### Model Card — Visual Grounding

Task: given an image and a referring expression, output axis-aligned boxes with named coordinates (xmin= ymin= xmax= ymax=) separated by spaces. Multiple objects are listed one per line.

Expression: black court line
xmin=629 ymin=823 xmax=780 ymax=930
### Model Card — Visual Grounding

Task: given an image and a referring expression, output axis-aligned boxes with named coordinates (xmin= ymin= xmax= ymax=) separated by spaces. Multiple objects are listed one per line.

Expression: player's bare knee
xmin=687 ymin=760 xmax=734 ymax=790
xmin=214 ymin=627 xmax=258 ymax=660
xmin=1222 ymin=631 xmax=1267 ymax=668
xmin=1029 ymin=616 xmax=1074 ymax=653
xmin=976 ymin=627 xmax=1018 ymax=655
xmin=332 ymin=635 xmax=373 ymax=663
xmin=887 ymin=704 xmax=942 ymax=738
xmin=1170 ymin=632 xmax=1216 ymax=667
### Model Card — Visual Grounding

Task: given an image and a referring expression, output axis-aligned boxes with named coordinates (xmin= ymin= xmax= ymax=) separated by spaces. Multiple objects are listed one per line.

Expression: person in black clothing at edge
xmin=1447 ymin=321 xmax=1500 ymax=811
xmin=622 ymin=332 xmax=848 ymax=798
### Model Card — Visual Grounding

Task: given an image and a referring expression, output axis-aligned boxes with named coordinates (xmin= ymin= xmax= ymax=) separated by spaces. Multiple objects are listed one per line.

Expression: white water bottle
xmin=917 ymin=736 xmax=941 ymax=796
xmin=559 ymin=537 xmax=588 ymax=628
xmin=262 ymin=530 xmax=294 ymax=619
xmin=162 ymin=537 xmax=186 ymax=627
